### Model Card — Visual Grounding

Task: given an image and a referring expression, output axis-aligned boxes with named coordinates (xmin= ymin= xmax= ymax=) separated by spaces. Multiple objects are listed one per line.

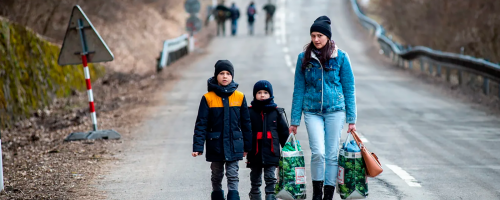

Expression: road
xmin=99 ymin=0 xmax=500 ymax=199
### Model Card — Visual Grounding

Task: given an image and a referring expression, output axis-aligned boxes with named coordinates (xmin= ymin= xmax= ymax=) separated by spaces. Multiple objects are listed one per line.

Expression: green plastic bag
xmin=337 ymin=132 xmax=369 ymax=199
xmin=275 ymin=134 xmax=307 ymax=200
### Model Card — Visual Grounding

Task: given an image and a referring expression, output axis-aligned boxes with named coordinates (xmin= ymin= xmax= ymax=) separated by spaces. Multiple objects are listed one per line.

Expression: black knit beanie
xmin=214 ymin=60 xmax=234 ymax=78
xmin=253 ymin=80 xmax=273 ymax=98
xmin=310 ymin=15 xmax=332 ymax=39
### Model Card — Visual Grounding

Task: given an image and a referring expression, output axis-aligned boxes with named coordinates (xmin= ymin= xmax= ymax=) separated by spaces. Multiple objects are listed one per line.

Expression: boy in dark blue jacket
xmin=192 ymin=60 xmax=252 ymax=200
xmin=246 ymin=80 xmax=290 ymax=200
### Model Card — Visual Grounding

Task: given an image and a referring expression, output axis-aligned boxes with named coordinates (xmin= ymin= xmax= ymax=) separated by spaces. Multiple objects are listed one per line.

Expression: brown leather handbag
xmin=351 ymin=131 xmax=383 ymax=177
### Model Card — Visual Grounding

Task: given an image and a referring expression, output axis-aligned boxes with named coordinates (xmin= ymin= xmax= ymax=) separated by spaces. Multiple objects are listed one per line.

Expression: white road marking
xmin=276 ymin=0 xmax=287 ymax=44
xmin=284 ymin=54 xmax=293 ymax=67
xmin=357 ymin=132 xmax=369 ymax=143
xmin=386 ymin=164 xmax=422 ymax=187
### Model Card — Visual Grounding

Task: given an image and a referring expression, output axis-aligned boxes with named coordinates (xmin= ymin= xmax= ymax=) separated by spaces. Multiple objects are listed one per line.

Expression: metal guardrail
xmin=157 ymin=34 xmax=190 ymax=72
xmin=349 ymin=0 xmax=500 ymax=97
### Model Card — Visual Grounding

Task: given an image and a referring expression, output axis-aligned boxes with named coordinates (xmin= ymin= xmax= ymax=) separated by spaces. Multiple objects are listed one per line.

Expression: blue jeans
xmin=231 ymin=20 xmax=238 ymax=35
xmin=304 ymin=111 xmax=345 ymax=186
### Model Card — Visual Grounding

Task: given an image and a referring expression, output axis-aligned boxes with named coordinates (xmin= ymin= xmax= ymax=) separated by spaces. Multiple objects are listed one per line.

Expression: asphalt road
xmin=100 ymin=0 xmax=500 ymax=199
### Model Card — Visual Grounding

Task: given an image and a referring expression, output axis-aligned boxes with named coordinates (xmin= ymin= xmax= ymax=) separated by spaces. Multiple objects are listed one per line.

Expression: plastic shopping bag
xmin=275 ymin=134 xmax=307 ymax=200
xmin=337 ymin=132 xmax=368 ymax=199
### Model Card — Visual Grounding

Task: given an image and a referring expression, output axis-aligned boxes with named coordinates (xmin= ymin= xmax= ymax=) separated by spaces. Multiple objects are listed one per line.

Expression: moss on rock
xmin=0 ymin=19 xmax=105 ymax=128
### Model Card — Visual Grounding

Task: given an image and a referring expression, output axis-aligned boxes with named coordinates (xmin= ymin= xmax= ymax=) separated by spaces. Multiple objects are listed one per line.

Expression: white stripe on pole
xmin=83 ymin=66 xmax=91 ymax=79
xmin=87 ymin=89 xmax=94 ymax=102
xmin=91 ymin=112 xmax=98 ymax=125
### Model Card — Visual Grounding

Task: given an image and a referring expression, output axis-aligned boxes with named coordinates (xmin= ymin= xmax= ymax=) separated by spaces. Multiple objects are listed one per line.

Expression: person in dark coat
xmin=213 ymin=1 xmax=231 ymax=36
xmin=192 ymin=60 xmax=252 ymax=200
xmin=262 ymin=0 xmax=276 ymax=34
xmin=246 ymin=80 xmax=289 ymax=200
xmin=229 ymin=2 xmax=240 ymax=36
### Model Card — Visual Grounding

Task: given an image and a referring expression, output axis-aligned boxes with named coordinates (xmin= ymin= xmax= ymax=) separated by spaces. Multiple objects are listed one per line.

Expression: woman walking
xmin=289 ymin=16 xmax=357 ymax=200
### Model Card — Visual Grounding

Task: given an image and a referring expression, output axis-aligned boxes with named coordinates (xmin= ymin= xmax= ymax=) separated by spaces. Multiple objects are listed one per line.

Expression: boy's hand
xmin=244 ymin=152 xmax=248 ymax=157
xmin=289 ymin=125 xmax=298 ymax=135
xmin=192 ymin=152 xmax=203 ymax=157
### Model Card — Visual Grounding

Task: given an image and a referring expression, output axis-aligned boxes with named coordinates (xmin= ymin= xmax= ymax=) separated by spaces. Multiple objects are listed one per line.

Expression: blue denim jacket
xmin=291 ymin=47 xmax=357 ymax=125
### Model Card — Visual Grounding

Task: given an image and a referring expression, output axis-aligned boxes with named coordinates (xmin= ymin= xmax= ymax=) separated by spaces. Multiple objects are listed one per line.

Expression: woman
xmin=289 ymin=16 xmax=357 ymax=200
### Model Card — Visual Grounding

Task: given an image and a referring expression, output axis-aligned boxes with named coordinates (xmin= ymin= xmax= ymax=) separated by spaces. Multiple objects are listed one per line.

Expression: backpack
xmin=276 ymin=107 xmax=289 ymax=127
xmin=218 ymin=10 xmax=226 ymax=18
xmin=248 ymin=6 xmax=256 ymax=16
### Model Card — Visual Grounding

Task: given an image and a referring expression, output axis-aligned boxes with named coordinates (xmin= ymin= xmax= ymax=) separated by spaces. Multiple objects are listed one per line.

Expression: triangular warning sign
xmin=58 ymin=5 xmax=114 ymax=66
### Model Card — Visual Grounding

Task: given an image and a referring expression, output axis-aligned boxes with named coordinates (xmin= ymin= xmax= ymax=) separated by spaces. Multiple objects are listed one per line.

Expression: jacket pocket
xmin=334 ymin=85 xmax=344 ymax=101
xmin=232 ymin=131 xmax=244 ymax=153
xmin=206 ymin=132 xmax=221 ymax=154
xmin=271 ymin=130 xmax=281 ymax=156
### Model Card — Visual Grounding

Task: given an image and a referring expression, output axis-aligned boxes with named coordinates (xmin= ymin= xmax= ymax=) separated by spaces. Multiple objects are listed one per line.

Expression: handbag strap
xmin=351 ymin=130 xmax=364 ymax=148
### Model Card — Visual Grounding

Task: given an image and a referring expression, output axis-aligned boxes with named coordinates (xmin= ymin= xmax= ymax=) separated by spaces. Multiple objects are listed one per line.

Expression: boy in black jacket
xmin=192 ymin=60 xmax=252 ymax=200
xmin=246 ymin=80 xmax=290 ymax=200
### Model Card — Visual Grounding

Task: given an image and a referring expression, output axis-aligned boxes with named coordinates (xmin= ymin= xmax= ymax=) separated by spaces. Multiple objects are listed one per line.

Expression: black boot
xmin=312 ymin=181 xmax=324 ymax=200
xmin=323 ymin=185 xmax=335 ymax=200
xmin=227 ymin=190 xmax=240 ymax=200
xmin=265 ymin=194 xmax=276 ymax=200
xmin=249 ymin=192 xmax=262 ymax=200
xmin=211 ymin=190 xmax=225 ymax=200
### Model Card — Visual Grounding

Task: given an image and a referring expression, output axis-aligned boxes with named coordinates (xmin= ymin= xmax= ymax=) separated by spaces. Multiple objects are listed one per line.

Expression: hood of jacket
xmin=207 ymin=77 xmax=239 ymax=97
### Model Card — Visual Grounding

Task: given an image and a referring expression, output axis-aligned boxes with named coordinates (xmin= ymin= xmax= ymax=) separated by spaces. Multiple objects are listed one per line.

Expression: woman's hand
xmin=192 ymin=152 xmax=203 ymax=157
xmin=347 ymin=123 xmax=356 ymax=133
xmin=289 ymin=125 xmax=298 ymax=135
xmin=244 ymin=152 xmax=248 ymax=157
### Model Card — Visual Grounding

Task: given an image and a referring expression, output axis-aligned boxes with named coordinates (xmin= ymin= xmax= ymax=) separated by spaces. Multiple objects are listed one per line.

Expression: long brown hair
xmin=301 ymin=40 xmax=335 ymax=71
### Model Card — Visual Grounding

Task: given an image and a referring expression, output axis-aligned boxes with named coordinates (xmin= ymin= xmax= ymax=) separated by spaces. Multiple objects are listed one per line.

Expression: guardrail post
xmin=420 ymin=58 xmax=424 ymax=72
xmin=189 ymin=35 xmax=195 ymax=53
xmin=483 ymin=77 xmax=490 ymax=95
xmin=437 ymin=65 xmax=442 ymax=77
xmin=445 ymin=67 xmax=451 ymax=82
xmin=458 ymin=70 xmax=463 ymax=85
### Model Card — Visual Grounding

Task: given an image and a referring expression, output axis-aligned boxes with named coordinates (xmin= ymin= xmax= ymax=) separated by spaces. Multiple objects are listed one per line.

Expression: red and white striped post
xmin=76 ymin=18 xmax=99 ymax=132
xmin=59 ymin=5 xmax=121 ymax=141
xmin=81 ymin=54 xmax=98 ymax=131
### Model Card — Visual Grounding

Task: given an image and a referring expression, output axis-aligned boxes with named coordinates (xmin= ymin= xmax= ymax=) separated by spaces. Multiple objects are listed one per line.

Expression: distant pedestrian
xmin=192 ymin=60 xmax=252 ymax=200
xmin=214 ymin=1 xmax=231 ymax=36
xmin=247 ymin=2 xmax=257 ymax=35
xmin=289 ymin=15 xmax=357 ymax=200
xmin=246 ymin=80 xmax=290 ymax=200
xmin=263 ymin=0 xmax=276 ymax=35
xmin=230 ymin=2 xmax=240 ymax=36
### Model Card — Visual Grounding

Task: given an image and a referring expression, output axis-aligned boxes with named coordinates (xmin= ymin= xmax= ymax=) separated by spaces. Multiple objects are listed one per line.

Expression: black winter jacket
xmin=246 ymin=107 xmax=289 ymax=168
xmin=193 ymin=78 xmax=252 ymax=162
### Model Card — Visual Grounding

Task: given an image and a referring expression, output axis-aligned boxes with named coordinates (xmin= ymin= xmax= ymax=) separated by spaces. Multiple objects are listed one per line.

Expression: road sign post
xmin=58 ymin=5 xmax=121 ymax=141
xmin=185 ymin=0 xmax=202 ymax=52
